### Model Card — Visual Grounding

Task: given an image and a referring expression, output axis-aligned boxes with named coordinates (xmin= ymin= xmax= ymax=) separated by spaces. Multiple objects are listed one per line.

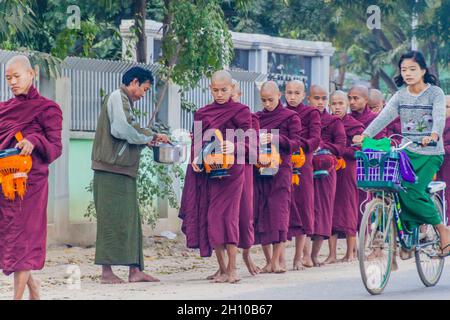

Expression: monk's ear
xmin=277 ymin=91 xmax=282 ymax=99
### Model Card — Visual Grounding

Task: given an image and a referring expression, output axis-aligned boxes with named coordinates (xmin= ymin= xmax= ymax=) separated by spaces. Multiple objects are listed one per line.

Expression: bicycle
xmin=355 ymin=138 xmax=447 ymax=295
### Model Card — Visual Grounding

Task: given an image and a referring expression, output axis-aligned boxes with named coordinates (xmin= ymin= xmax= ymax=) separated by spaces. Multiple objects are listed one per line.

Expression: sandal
xmin=437 ymin=244 xmax=450 ymax=258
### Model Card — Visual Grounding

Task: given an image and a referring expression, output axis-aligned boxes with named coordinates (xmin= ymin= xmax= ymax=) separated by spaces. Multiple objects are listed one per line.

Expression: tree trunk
xmin=370 ymin=70 xmax=380 ymax=89
xmin=427 ymin=40 xmax=440 ymax=83
xmin=336 ymin=52 xmax=347 ymax=89
xmin=379 ymin=68 xmax=398 ymax=94
xmin=134 ymin=0 xmax=147 ymax=63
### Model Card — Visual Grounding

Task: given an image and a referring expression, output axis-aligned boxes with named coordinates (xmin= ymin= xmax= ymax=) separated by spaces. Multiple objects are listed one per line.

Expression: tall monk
xmin=309 ymin=85 xmax=346 ymax=266
xmin=436 ymin=95 xmax=450 ymax=226
xmin=285 ymin=80 xmax=321 ymax=269
xmin=0 ymin=55 xmax=63 ymax=300
xmin=206 ymin=79 xmax=260 ymax=279
xmin=254 ymin=81 xmax=302 ymax=273
xmin=179 ymin=70 xmax=252 ymax=283
xmin=349 ymin=85 xmax=386 ymax=227
xmin=369 ymin=88 xmax=401 ymax=144
xmin=326 ymin=90 xmax=364 ymax=264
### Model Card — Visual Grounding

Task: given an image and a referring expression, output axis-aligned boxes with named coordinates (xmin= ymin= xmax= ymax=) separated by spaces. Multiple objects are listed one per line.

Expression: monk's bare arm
xmin=25 ymin=105 xmax=63 ymax=163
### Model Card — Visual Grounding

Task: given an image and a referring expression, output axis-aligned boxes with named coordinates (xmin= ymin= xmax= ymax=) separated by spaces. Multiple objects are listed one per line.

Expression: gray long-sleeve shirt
xmin=364 ymin=85 xmax=446 ymax=155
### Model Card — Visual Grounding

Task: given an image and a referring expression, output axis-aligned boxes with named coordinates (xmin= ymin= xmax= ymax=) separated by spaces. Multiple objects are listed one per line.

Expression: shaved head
xmin=285 ymin=80 xmax=306 ymax=107
xmin=446 ymin=95 xmax=450 ymax=119
xmin=5 ymin=55 xmax=33 ymax=71
xmin=330 ymin=90 xmax=349 ymax=118
xmin=260 ymin=81 xmax=281 ymax=111
xmin=211 ymin=70 xmax=233 ymax=85
xmin=348 ymin=85 xmax=369 ymax=113
xmin=5 ymin=55 xmax=35 ymax=96
xmin=210 ymin=70 xmax=234 ymax=104
xmin=231 ymin=79 xmax=241 ymax=102
xmin=308 ymin=84 xmax=328 ymax=112
xmin=261 ymin=81 xmax=280 ymax=94
xmin=349 ymin=85 xmax=369 ymax=99
xmin=368 ymin=89 xmax=385 ymax=113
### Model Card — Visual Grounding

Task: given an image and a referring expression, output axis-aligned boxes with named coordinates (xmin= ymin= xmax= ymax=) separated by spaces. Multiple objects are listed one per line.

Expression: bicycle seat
xmin=427 ymin=181 xmax=446 ymax=193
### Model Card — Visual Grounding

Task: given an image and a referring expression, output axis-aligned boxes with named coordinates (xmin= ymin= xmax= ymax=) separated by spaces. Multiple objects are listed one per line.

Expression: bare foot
xmin=323 ymin=256 xmax=337 ymax=265
xmin=28 ymin=278 xmax=41 ymax=300
xmin=260 ymin=263 xmax=273 ymax=274
xmin=367 ymin=248 xmax=383 ymax=261
xmin=128 ymin=271 xmax=160 ymax=283
xmin=206 ymin=269 xmax=220 ymax=280
xmin=391 ymin=257 xmax=399 ymax=272
xmin=312 ymin=257 xmax=324 ymax=267
xmin=279 ymin=261 xmax=286 ymax=273
xmin=340 ymin=255 xmax=356 ymax=263
xmin=227 ymin=269 xmax=241 ymax=284
xmin=101 ymin=273 xmax=126 ymax=284
xmin=243 ymin=255 xmax=261 ymax=276
xmin=213 ymin=273 xmax=230 ymax=283
xmin=293 ymin=259 xmax=305 ymax=271
xmin=301 ymin=257 xmax=314 ymax=268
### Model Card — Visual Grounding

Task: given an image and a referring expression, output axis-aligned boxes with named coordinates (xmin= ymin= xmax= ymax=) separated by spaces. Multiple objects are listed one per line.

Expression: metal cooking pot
xmin=152 ymin=142 xmax=188 ymax=164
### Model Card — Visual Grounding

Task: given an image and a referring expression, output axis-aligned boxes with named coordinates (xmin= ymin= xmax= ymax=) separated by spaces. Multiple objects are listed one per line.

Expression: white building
xmin=120 ymin=19 xmax=335 ymax=92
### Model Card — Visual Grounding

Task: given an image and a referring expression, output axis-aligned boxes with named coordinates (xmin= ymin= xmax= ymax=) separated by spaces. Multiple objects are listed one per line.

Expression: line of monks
xmin=179 ymin=70 xmax=449 ymax=284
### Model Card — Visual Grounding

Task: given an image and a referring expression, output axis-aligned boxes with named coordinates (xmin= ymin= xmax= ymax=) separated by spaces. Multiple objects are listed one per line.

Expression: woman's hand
xmin=352 ymin=134 xmax=367 ymax=145
xmin=421 ymin=133 xmax=438 ymax=147
xmin=15 ymin=138 xmax=34 ymax=156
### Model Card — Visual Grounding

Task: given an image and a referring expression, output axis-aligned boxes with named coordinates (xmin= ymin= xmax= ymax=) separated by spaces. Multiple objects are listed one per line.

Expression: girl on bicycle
xmin=353 ymin=51 xmax=450 ymax=257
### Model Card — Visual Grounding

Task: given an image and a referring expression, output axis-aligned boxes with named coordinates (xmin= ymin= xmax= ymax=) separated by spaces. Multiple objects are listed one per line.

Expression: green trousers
xmin=398 ymin=150 xmax=444 ymax=229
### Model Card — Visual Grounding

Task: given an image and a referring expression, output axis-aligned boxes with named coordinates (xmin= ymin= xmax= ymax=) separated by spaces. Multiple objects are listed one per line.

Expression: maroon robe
xmin=332 ymin=115 xmax=365 ymax=237
xmin=254 ymin=102 xmax=302 ymax=245
xmin=179 ymin=99 xmax=252 ymax=257
xmin=352 ymin=105 xmax=386 ymax=226
xmin=436 ymin=117 xmax=450 ymax=226
xmin=313 ymin=110 xmax=346 ymax=239
xmin=387 ymin=117 xmax=402 ymax=145
xmin=286 ymin=103 xmax=321 ymax=238
xmin=0 ymin=85 xmax=63 ymax=276
xmin=238 ymin=113 xmax=259 ymax=249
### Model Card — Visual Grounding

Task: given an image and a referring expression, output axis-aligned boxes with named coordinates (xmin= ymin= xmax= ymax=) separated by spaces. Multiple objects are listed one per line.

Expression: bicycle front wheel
xmin=358 ymin=197 xmax=395 ymax=295
xmin=415 ymin=195 xmax=445 ymax=287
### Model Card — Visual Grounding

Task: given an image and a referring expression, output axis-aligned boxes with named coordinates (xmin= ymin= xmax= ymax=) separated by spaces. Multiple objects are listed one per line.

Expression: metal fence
xmin=181 ymin=71 xmax=267 ymax=130
xmin=62 ymin=57 xmax=159 ymax=132
xmin=0 ymin=50 xmax=267 ymax=133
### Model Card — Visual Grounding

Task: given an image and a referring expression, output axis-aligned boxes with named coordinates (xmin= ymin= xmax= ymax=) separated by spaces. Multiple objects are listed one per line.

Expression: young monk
xmin=436 ymin=95 xmax=450 ymax=226
xmin=253 ymin=81 xmax=302 ymax=273
xmin=326 ymin=90 xmax=365 ymax=264
xmin=285 ymin=80 xmax=321 ymax=269
xmin=349 ymin=85 xmax=387 ymax=228
xmin=0 ymin=55 xmax=62 ymax=300
xmin=308 ymin=85 xmax=346 ymax=266
xmin=369 ymin=89 xmax=401 ymax=144
xmin=206 ymin=79 xmax=260 ymax=279
xmin=179 ymin=70 xmax=252 ymax=283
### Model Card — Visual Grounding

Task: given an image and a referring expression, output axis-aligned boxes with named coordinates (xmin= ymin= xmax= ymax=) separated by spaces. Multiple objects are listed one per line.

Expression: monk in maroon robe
xmin=325 ymin=91 xmax=364 ymax=264
xmin=349 ymin=86 xmax=387 ymax=230
xmin=254 ymin=81 xmax=302 ymax=273
xmin=0 ymin=55 xmax=63 ymax=300
xmin=285 ymin=80 xmax=321 ymax=269
xmin=436 ymin=96 xmax=450 ymax=226
xmin=206 ymin=80 xmax=260 ymax=279
xmin=369 ymin=88 xmax=401 ymax=144
xmin=308 ymin=85 xmax=346 ymax=267
xmin=179 ymin=71 xmax=252 ymax=283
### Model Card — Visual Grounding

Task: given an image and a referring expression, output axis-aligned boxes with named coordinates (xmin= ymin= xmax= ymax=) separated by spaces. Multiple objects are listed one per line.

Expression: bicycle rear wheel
xmin=358 ymin=197 xmax=395 ymax=295
xmin=415 ymin=196 xmax=445 ymax=287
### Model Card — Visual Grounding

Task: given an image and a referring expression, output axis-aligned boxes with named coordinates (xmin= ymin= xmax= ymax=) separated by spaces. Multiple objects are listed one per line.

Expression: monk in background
xmin=326 ymin=90 xmax=364 ymax=264
xmin=308 ymin=85 xmax=346 ymax=266
xmin=254 ymin=81 xmax=302 ymax=273
xmin=369 ymin=88 xmax=401 ymax=144
xmin=0 ymin=55 xmax=63 ymax=299
xmin=285 ymin=80 xmax=321 ymax=269
xmin=179 ymin=70 xmax=252 ymax=283
xmin=436 ymin=95 xmax=450 ymax=226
